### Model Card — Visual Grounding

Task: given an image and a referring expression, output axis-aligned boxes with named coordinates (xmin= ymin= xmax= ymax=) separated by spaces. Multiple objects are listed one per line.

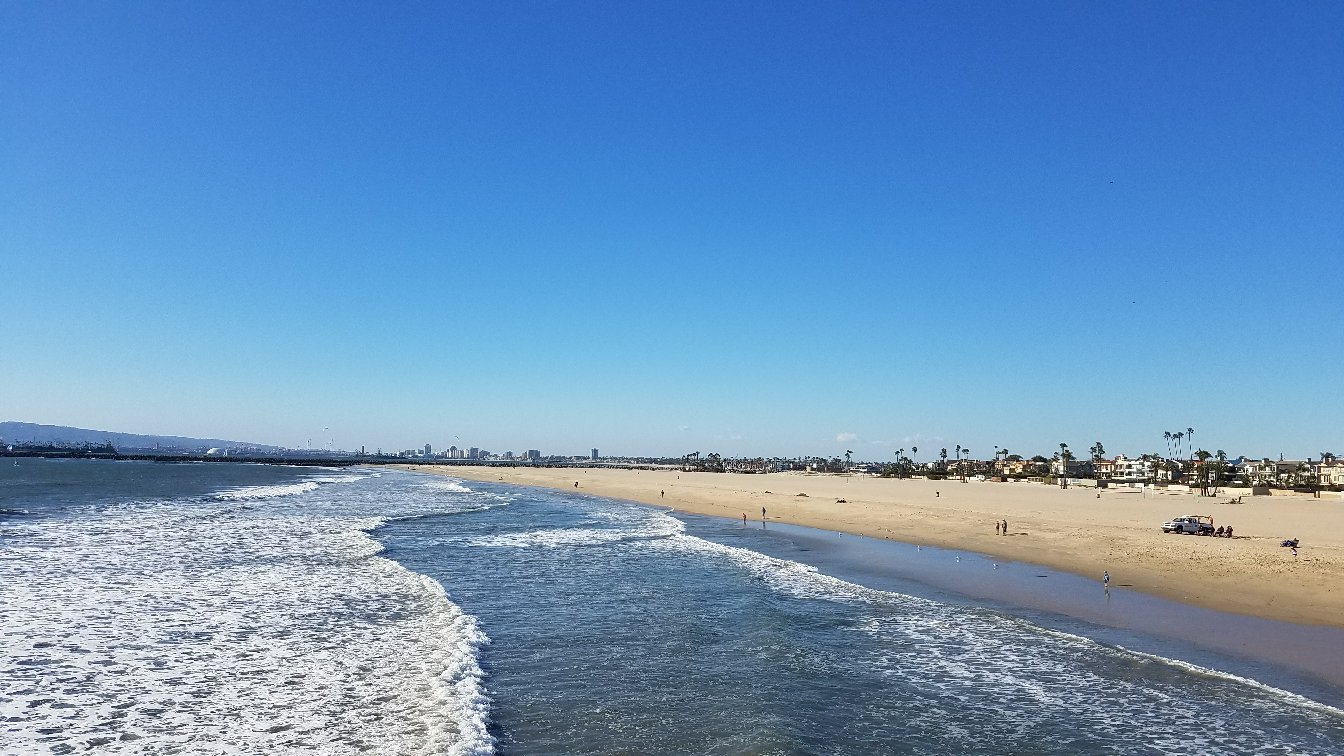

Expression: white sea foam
xmin=1115 ymin=645 xmax=1344 ymax=718
xmin=212 ymin=481 xmax=321 ymax=500
xmin=421 ymin=479 xmax=474 ymax=494
xmin=469 ymin=511 xmax=682 ymax=549
xmin=0 ymin=475 xmax=494 ymax=755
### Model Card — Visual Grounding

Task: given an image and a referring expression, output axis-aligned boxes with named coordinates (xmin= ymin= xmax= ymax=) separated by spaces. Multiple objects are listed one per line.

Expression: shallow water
xmin=4 ymin=459 xmax=1343 ymax=754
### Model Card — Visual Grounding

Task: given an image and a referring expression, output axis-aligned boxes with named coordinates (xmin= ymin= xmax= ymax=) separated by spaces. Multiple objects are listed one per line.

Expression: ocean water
xmin=4 ymin=459 xmax=1344 ymax=755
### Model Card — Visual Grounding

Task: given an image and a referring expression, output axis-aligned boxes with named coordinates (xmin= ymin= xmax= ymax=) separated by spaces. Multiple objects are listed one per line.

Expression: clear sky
xmin=3 ymin=2 xmax=1340 ymax=460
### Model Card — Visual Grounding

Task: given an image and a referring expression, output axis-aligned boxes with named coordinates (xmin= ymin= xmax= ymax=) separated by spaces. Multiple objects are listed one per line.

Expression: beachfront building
xmin=1093 ymin=457 xmax=1118 ymax=479
xmin=1275 ymin=460 xmax=1309 ymax=487
xmin=1317 ymin=460 xmax=1344 ymax=489
xmin=1109 ymin=455 xmax=1152 ymax=483
xmin=998 ymin=458 xmax=1047 ymax=477
xmin=1051 ymin=457 xmax=1094 ymax=478
xmin=1239 ymin=458 xmax=1278 ymax=486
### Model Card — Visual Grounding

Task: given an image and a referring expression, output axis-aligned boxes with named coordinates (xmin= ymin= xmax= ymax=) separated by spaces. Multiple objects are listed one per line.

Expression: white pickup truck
xmin=1161 ymin=515 xmax=1215 ymax=535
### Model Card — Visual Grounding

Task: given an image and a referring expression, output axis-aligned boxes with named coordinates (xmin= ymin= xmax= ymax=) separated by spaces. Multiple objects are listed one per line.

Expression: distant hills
xmin=0 ymin=421 xmax=283 ymax=453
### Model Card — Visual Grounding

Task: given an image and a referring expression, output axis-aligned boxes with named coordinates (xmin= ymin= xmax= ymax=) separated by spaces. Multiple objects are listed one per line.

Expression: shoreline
xmin=401 ymin=464 xmax=1344 ymax=628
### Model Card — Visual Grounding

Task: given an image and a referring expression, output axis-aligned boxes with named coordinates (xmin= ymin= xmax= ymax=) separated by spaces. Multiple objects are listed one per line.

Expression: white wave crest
xmin=421 ymin=480 xmax=474 ymax=494
xmin=409 ymin=573 xmax=494 ymax=756
xmin=1116 ymin=646 xmax=1344 ymax=718
xmin=212 ymin=481 xmax=321 ymax=500
xmin=470 ymin=513 xmax=682 ymax=550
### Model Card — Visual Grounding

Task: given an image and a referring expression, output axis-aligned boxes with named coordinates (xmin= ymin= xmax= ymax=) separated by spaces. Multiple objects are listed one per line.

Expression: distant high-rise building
xmin=448 ymin=445 xmax=459 ymax=459
xmin=503 ymin=451 xmax=514 ymax=460
xmin=469 ymin=447 xmax=480 ymax=460
xmin=425 ymin=444 xmax=432 ymax=456
xmin=526 ymin=449 xmax=541 ymax=461
xmin=591 ymin=448 xmax=599 ymax=460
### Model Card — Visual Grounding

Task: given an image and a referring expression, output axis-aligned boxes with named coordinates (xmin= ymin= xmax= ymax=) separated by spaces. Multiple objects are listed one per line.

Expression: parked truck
xmin=1161 ymin=514 xmax=1215 ymax=535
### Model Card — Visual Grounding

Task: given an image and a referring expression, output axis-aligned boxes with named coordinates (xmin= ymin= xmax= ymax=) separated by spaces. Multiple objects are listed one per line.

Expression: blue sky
xmin=2 ymin=2 xmax=1340 ymax=460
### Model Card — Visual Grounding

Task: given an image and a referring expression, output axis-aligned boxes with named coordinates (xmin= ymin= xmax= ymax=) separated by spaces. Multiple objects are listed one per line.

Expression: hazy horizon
xmin=0 ymin=418 xmax=1330 ymax=465
xmin=4 ymin=3 xmax=1340 ymax=461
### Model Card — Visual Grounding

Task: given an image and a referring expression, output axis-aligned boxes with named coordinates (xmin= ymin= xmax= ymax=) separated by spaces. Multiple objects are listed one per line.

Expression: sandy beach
xmin=405 ymin=465 xmax=1344 ymax=627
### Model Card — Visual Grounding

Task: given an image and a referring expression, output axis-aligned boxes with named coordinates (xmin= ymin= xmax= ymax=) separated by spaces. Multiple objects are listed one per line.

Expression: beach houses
xmin=1316 ymin=459 xmax=1344 ymax=489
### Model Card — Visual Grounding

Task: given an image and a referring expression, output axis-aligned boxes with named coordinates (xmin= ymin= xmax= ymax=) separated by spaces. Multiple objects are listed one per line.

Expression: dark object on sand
xmin=1281 ymin=538 xmax=1300 ymax=548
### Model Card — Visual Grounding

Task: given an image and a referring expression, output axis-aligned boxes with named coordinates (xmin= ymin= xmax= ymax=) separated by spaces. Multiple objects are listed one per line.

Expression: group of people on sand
xmin=1215 ymin=525 xmax=1234 ymax=537
xmin=993 ymin=519 xmax=1008 ymax=535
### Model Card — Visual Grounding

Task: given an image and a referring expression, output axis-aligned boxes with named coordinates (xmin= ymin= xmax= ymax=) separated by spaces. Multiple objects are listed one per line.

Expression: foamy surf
xmin=1 ymin=471 xmax=494 ymax=755
xmin=212 ymin=480 xmax=321 ymax=500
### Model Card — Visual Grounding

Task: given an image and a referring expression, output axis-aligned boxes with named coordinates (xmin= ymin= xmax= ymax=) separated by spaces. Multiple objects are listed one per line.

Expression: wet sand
xmin=402 ymin=465 xmax=1344 ymax=627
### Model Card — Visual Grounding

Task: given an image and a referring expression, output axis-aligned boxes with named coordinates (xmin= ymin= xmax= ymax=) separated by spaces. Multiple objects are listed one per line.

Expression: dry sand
xmin=403 ymin=465 xmax=1344 ymax=627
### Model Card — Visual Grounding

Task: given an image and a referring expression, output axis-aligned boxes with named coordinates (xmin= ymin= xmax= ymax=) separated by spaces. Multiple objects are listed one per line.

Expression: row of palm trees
xmin=1163 ymin=428 xmax=1196 ymax=461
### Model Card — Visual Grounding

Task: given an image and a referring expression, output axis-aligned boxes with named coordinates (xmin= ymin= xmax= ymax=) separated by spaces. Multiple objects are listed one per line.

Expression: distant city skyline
xmin=3 ymin=4 xmax=1339 ymax=461
xmin=0 ymin=419 xmax=1333 ymax=466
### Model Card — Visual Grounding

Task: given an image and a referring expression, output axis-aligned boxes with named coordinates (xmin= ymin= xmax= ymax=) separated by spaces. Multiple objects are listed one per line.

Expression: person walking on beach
xmin=1001 ymin=519 xmax=1007 ymax=535
xmin=995 ymin=521 xmax=1001 ymax=535
xmin=1103 ymin=570 xmax=1110 ymax=588
xmin=762 ymin=506 xmax=767 ymax=520
xmin=742 ymin=512 xmax=747 ymax=524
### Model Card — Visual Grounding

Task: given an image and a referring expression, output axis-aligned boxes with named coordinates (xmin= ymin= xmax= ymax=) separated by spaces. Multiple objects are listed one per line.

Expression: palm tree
xmin=1295 ymin=462 xmax=1312 ymax=489
xmin=1163 ymin=431 xmax=1173 ymax=459
xmin=1150 ymin=452 xmax=1165 ymax=485
xmin=1090 ymin=442 xmax=1106 ymax=479
xmin=911 ymin=446 xmax=918 ymax=466
xmin=962 ymin=448 xmax=971 ymax=481
xmin=1213 ymin=449 xmax=1227 ymax=496
xmin=1186 ymin=427 xmax=1195 ymax=460
xmin=1194 ymin=449 xmax=1212 ymax=495
xmin=939 ymin=448 xmax=948 ymax=471
xmin=845 ymin=449 xmax=853 ymax=473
